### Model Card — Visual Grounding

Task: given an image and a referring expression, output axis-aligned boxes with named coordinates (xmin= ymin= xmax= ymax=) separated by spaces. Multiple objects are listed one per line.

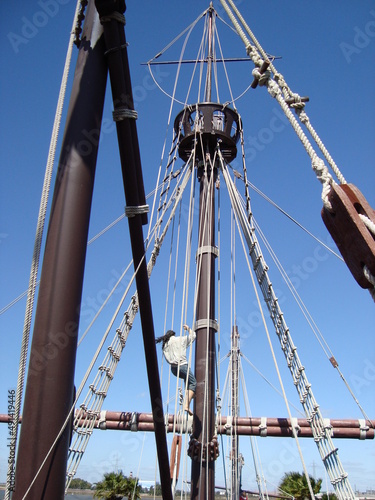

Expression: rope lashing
xmin=104 ymin=43 xmax=128 ymax=56
xmin=73 ymin=0 xmax=88 ymax=47
xmin=297 ymin=109 xmax=347 ymax=185
xmin=359 ymin=212 xmax=375 ymax=236
xmin=99 ymin=11 xmax=126 ymax=25
xmin=194 ymin=318 xmax=219 ymax=332
xmin=125 ymin=205 xmax=149 ymax=218
xmin=321 ymin=183 xmax=375 ymax=290
xmin=364 ymin=266 xmax=375 ymax=287
xmin=113 ymin=108 xmax=138 ymax=121
xmin=195 ymin=245 xmax=219 ymax=259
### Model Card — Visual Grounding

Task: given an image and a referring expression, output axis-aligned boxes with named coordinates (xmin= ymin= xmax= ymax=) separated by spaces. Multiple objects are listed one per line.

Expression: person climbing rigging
xmin=156 ymin=324 xmax=197 ymax=415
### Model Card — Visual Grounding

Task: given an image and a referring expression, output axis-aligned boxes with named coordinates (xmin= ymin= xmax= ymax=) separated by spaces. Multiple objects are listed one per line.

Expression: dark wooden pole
xmin=13 ymin=2 xmax=108 ymax=498
xmin=191 ymin=162 xmax=217 ymax=500
xmin=191 ymin=6 xmax=217 ymax=499
xmin=94 ymin=1 xmax=173 ymax=498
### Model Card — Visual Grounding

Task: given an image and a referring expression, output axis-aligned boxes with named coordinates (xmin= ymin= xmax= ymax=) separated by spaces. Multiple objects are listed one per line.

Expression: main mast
xmin=174 ymin=5 xmax=240 ymax=498
xmin=191 ymin=6 xmax=216 ymax=498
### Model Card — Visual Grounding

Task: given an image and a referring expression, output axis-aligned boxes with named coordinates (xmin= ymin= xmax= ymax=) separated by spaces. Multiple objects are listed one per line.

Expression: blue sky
xmin=1 ymin=0 xmax=374 ymax=495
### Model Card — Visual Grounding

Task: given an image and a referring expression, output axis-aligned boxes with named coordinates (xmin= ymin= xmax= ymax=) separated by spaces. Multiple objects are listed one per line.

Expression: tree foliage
xmin=278 ymin=471 xmax=322 ymax=499
xmin=149 ymin=482 xmax=163 ymax=496
xmin=69 ymin=477 xmax=92 ymax=489
xmin=93 ymin=471 xmax=141 ymax=500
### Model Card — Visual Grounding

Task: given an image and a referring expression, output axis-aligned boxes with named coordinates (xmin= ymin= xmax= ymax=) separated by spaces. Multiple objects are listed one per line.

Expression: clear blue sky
xmin=1 ymin=0 xmax=374 ymax=495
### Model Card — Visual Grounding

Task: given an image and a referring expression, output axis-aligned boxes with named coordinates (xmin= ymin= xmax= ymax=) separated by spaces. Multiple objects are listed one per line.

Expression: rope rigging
xmin=233 ymin=116 xmax=373 ymax=429
xmin=66 ymin=160 xmax=194 ymax=490
xmin=220 ymin=154 xmax=356 ymax=498
xmin=218 ymin=0 xmax=375 ymax=298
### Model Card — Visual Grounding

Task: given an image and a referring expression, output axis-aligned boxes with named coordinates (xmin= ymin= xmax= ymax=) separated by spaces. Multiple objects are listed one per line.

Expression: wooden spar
xmin=170 ymin=434 xmax=182 ymax=492
xmin=12 ymin=2 xmax=108 ymax=498
xmin=94 ymin=1 xmax=172 ymax=498
xmin=2 ymin=413 xmax=374 ymax=439
xmin=230 ymin=326 xmax=240 ymax=500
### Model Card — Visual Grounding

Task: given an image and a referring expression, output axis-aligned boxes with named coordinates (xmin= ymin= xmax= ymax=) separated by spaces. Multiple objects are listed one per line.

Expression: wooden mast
xmin=172 ymin=5 xmax=241 ymax=497
xmin=190 ymin=5 xmax=219 ymax=499
xmin=13 ymin=2 xmax=108 ymax=498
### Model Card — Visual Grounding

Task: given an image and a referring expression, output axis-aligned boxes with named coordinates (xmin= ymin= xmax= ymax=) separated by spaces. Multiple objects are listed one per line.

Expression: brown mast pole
xmin=13 ymin=2 xmax=108 ymax=498
xmin=191 ymin=5 xmax=217 ymax=500
xmin=94 ymin=1 xmax=173 ymax=497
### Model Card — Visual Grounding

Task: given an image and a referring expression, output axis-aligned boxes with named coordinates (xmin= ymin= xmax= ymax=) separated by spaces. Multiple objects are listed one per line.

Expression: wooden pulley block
xmin=321 ymin=183 xmax=375 ymax=289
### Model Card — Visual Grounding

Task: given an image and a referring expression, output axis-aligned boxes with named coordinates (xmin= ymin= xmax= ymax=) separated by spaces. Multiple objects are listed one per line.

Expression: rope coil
xmin=125 ymin=205 xmax=149 ymax=217
xmin=104 ymin=43 xmax=128 ymax=56
xmin=113 ymin=108 xmax=138 ymax=121
xmin=99 ymin=12 xmax=126 ymax=25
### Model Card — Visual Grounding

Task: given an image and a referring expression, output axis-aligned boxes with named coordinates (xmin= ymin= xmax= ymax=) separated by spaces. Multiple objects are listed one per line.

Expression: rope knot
xmin=267 ymin=79 xmax=281 ymax=99
xmin=289 ymin=94 xmax=306 ymax=110
xmin=297 ymin=109 xmax=309 ymax=124
xmin=312 ymin=156 xmax=333 ymax=210
xmin=274 ymin=72 xmax=286 ymax=90
xmin=251 ymin=67 xmax=270 ymax=87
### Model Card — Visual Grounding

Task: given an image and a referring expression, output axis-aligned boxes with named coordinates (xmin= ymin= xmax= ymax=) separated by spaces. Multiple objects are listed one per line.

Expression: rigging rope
xmin=220 ymin=0 xmax=375 ymax=295
xmin=228 ymin=179 xmax=316 ymax=499
xmin=66 ymin=163 xmax=194 ymax=488
xmin=147 ymin=9 xmax=207 ymax=107
xmin=24 ymin=204 xmax=156 ymax=497
xmin=238 ymin=359 xmax=268 ymax=499
xmin=0 ymin=183 xmax=165 ymax=317
xmin=235 ymin=115 xmax=373 ymax=427
xmin=5 ymin=2 xmax=82 ymax=497
xmin=234 ymin=194 xmax=374 ymax=427
xmin=219 ymin=0 xmax=347 ymax=186
xmin=220 ymin=153 xmax=356 ymax=499
xmin=234 ymin=170 xmax=344 ymax=261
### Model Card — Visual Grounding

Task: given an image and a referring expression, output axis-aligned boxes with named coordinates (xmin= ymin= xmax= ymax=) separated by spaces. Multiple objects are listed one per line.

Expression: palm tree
xmin=125 ymin=476 xmax=141 ymax=500
xmin=93 ymin=471 xmax=140 ymax=500
xmin=278 ymin=471 xmax=322 ymax=499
